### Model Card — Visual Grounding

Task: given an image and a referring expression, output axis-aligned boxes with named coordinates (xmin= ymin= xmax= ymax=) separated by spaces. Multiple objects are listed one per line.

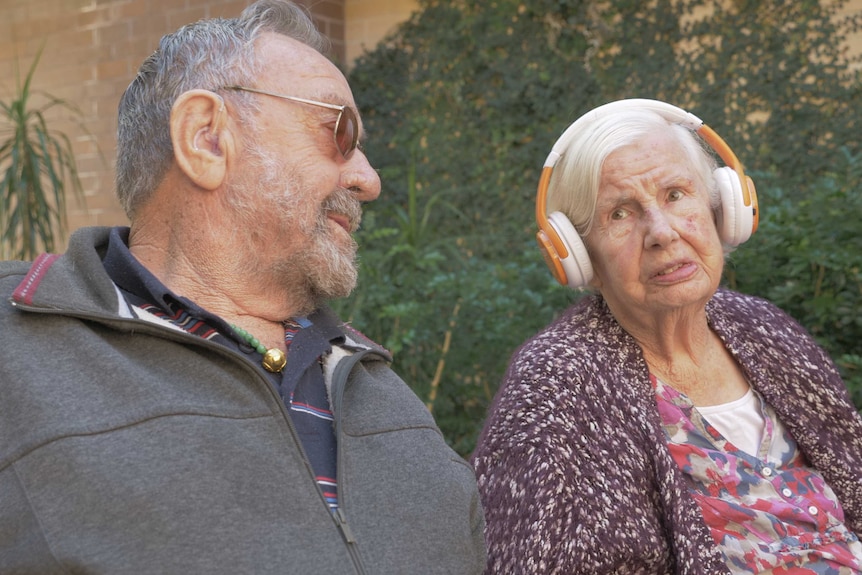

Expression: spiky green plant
xmin=0 ymin=46 xmax=84 ymax=260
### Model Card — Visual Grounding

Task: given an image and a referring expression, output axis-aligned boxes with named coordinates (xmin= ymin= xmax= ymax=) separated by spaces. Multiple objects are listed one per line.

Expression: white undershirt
xmin=697 ymin=388 xmax=765 ymax=456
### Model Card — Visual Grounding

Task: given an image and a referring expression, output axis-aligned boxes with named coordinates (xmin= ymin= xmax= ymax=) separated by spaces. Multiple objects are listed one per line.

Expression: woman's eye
xmin=610 ymin=208 xmax=628 ymax=220
xmin=668 ymin=189 xmax=684 ymax=201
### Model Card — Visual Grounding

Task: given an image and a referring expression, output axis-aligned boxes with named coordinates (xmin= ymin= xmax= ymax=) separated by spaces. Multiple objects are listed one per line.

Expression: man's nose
xmin=342 ymin=148 xmax=381 ymax=202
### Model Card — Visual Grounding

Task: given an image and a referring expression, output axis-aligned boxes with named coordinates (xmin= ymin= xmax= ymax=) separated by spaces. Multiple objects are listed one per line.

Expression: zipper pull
xmin=335 ymin=508 xmax=357 ymax=544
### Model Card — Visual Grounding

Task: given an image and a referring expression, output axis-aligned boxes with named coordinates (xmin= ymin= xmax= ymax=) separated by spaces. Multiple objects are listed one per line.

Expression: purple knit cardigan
xmin=472 ymin=288 xmax=862 ymax=574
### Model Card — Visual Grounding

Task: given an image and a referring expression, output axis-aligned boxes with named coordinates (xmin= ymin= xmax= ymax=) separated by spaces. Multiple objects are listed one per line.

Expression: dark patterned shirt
xmin=102 ymin=227 xmax=341 ymax=510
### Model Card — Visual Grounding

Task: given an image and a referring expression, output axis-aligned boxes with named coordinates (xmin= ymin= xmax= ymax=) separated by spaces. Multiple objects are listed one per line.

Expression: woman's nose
xmin=643 ymin=208 xmax=679 ymax=248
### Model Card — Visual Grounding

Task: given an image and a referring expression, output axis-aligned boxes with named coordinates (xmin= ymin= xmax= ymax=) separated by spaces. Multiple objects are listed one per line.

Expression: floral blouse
xmin=653 ymin=375 xmax=862 ymax=574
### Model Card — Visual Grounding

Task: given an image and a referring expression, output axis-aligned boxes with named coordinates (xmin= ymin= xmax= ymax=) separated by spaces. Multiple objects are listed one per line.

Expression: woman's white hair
xmin=547 ymin=108 xmax=719 ymax=238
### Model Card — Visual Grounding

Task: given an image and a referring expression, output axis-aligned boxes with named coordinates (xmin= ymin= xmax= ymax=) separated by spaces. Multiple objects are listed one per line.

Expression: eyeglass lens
xmin=336 ymin=106 xmax=358 ymax=159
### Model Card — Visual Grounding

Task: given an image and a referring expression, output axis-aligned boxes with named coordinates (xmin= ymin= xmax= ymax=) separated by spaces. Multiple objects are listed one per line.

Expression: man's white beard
xmin=228 ymin=139 xmax=362 ymax=313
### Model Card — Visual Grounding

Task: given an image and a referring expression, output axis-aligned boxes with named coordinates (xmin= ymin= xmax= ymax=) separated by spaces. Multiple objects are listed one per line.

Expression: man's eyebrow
xmin=314 ymin=91 xmax=353 ymax=108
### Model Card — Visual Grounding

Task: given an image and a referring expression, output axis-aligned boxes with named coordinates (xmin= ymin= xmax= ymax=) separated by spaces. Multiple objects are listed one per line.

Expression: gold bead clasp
xmin=262 ymin=348 xmax=287 ymax=373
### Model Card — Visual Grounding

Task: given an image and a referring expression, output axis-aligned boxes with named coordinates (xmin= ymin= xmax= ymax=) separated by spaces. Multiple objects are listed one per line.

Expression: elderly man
xmin=0 ymin=1 xmax=485 ymax=572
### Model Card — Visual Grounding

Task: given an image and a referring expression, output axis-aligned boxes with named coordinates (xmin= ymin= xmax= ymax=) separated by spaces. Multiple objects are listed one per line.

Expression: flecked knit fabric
xmin=472 ymin=288 xmax=862 ymax=575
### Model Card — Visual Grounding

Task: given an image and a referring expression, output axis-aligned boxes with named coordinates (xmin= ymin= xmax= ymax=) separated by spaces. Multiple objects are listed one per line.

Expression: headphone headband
xmin=543 ymin=99 xmax=703 ymax=169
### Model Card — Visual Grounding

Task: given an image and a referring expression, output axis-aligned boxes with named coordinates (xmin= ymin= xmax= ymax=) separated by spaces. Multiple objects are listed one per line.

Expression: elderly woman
xmin=471 ymin=99 xmax=862 ymax=574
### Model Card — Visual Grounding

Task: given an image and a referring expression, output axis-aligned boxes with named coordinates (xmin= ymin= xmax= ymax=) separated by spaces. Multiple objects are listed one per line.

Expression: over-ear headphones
xmin=536 ymin=98 xmax=759 ymax=289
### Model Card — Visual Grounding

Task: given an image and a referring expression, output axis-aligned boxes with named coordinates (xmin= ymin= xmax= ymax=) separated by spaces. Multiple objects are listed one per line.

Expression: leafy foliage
xmin=727 ymin=148 xmax=862 ymax=404
xmin=340 ymin=160 xmax=576 ymax=455
xmin=678 ymin=1 xmax=862 ymax=188
xmin=338 ymin=0 xmax=862 ymax=455
xmin=0 ymin=47 xmax=85 ymax=260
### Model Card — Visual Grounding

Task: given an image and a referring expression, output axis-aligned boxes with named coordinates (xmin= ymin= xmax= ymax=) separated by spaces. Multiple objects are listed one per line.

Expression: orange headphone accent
xmin=536 ymin=99 xmax=759 ymax=289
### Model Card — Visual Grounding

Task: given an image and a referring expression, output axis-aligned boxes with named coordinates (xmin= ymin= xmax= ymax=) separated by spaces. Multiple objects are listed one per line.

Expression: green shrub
xmin=342 ymin=0 xmax=861 ymax=455
xmin=726 ymin=148 xmax=862 ymax=404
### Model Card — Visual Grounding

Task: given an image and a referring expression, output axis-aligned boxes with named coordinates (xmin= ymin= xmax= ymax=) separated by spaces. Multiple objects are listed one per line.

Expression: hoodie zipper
xmin=327 ymin=347 xmax=378 ymax=575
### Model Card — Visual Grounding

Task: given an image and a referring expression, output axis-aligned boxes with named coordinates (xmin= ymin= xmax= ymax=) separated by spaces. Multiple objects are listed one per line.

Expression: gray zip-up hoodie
xmin=0 ymin=226 xmax=486 ymax=574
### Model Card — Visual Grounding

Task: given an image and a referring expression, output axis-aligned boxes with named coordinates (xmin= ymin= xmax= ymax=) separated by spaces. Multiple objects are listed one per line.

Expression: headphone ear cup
xmin=548 ymin=211 xmax=593 ymax=288
xmin=714 ymin=166 xmax=753 ymax=247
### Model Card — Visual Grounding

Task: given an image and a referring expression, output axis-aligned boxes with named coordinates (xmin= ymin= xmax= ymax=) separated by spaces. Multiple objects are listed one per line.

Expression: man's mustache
xmin=322 ymin=189 xmax=362 ymax=233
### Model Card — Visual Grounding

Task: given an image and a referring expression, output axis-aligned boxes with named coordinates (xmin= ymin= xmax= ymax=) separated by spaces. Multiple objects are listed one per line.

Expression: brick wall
xmin=345 ymin=0 xmax=417 ymax=63
xmin=0 ymin=0 xmax=347 ymax=242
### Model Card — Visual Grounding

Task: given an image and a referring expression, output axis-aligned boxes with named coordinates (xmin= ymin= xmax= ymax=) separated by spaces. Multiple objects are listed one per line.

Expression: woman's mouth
xmin=651 ymin=261 xmax=697 ymax=282
xmin=656 ymin=263 xmax=686 ymax=277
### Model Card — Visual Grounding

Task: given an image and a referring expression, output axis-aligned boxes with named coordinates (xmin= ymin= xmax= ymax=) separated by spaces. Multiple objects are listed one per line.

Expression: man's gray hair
xmin=116 ymin=0 xmax=329 ymax=218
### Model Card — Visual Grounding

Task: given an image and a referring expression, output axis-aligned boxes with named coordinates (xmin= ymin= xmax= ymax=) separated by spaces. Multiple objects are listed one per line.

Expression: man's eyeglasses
xmin=222 ymin=85 xmax=358 ymax=160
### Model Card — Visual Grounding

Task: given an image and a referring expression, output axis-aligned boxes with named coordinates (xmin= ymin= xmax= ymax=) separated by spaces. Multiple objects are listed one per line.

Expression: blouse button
xmin=808 ymin=506 xmax=819 ymax=515
xmin=761 ymin=467 xmax=773 ymax=477
xmin=782 ymin=488 xmax=793 ymax=497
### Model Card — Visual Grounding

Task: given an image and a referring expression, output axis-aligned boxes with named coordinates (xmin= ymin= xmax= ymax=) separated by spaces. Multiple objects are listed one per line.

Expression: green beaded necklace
xmin=232 ymin=324 xmax=287 ymax=373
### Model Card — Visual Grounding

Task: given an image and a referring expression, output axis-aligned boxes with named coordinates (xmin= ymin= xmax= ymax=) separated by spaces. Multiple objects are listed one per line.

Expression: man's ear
xmin=170 ymin=90 xmax=232 ymax=190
